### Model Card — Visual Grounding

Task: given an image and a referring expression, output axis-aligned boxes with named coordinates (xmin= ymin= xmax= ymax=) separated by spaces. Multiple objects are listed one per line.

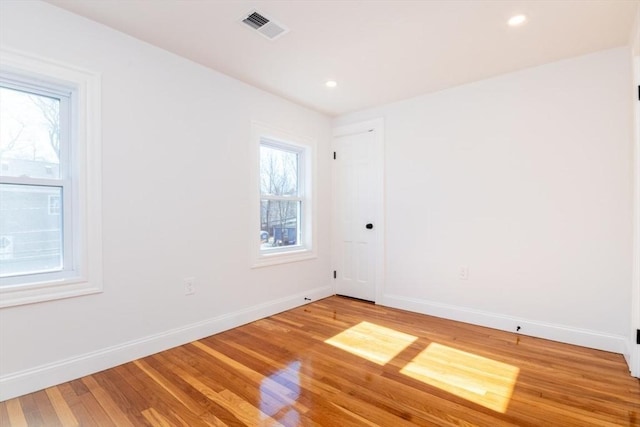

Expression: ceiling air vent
xmin=241 ymin=10 xmax=289 ymax=41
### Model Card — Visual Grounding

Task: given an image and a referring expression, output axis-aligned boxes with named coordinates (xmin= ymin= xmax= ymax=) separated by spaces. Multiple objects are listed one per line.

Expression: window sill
xmin=0 ymin=277 xmax=102 ymax=308
xmin=251 ymin=249 xmax=317 ymax=268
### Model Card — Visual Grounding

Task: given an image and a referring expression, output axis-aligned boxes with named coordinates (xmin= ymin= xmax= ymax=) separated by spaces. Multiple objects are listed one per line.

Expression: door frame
xmin=631 ymin=54 xmax=640 ymax=378
xmin=332 ymin=118 xmax=385 ymax=303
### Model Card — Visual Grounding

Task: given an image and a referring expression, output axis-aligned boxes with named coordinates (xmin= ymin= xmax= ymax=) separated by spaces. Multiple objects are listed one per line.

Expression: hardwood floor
xmin=1 ymin=296 xmax=639 ymax=426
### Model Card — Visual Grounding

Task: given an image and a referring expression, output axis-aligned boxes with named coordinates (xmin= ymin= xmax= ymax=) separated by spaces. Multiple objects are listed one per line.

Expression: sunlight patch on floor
xmin=400 ymin=342 xmax=519 ymax=413
xmin=324 ymin=321 xmax=418 ymax=365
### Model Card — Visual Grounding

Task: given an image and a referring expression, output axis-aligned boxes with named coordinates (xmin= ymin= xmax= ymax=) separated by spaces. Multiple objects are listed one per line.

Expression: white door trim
xmin=630 ymin=54 xmax=640 ymax=378
xmin=332 ymin=118 xmax=385 ymax=303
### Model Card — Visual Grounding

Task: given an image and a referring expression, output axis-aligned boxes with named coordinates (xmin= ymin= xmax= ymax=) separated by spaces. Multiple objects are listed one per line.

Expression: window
xmin=251 ymin=123 xmax=316 ymax=267
xmin=0 ymin=49 xmax=102 ymax=307
xmin=260 ymin=141 xmax=303 ymax=251
xmin=0 ymin=84 xmax=67 ymax=278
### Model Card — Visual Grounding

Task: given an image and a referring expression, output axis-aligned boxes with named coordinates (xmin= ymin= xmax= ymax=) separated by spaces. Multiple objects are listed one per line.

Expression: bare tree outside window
xmin=29 ymin=94 xmax=60 ymax=161
xmin=0 ymin=87 xmax=60 ymax=177
xmin=0 ymin=122 xmax=24 ymax=159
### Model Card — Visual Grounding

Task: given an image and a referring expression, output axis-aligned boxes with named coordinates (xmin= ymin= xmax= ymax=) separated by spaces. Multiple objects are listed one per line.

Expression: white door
xmin=333 ymin=119 xmax=384 ymax=302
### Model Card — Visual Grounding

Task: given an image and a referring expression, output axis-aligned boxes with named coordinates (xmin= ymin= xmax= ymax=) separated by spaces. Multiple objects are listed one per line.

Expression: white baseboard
xmin=381 ymin=294 xmax=628 ymax=355
xmin=0 ymin=285 xmax=334 ymax=402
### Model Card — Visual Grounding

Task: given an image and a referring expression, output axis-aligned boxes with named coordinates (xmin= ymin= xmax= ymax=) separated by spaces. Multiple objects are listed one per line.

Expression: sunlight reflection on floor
xmin=324 ymin=321 xmax=418 ymax=365
xmin=260 ymin=361 xmax=301 ymax=425
xmin=400 ymin=342 xmax=519 ymax=413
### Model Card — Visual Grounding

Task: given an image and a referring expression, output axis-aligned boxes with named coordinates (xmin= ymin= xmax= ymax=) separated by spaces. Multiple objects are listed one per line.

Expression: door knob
xmin=366 ymin=223 xmax=374 ymax=229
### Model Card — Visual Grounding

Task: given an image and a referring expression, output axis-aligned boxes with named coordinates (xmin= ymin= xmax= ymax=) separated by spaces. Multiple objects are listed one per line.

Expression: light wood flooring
xmin=1 ymin=296 xmax=639 ymax=426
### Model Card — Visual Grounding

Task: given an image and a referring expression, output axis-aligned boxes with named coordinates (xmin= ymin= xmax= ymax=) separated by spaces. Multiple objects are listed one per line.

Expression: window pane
xmin=0 ymin=86 xmax=61 ymax=179
xmin=260 ymin=144 xmax=298 ymax=196
xmin=260 ymin=200 xmax=300 ymax=249
xmin=0 ymin=184 xmax=63 ymax=277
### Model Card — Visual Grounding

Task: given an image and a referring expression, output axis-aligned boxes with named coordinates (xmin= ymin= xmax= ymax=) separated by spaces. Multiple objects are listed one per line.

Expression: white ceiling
xmin=46 ymin=0 xmax=638 ymax=116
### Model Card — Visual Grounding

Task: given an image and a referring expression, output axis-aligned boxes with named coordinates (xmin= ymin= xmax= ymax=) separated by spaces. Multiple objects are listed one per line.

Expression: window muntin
xmin=260 ymin=140 xmax=303 ymax=252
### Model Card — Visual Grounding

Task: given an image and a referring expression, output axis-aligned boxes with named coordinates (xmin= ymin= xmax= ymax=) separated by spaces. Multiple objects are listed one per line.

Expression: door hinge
xmin=333 ymin=151 xmax=336 ymax=160
xmin=333 ymin=270 xmax=337 ymax=279
xmin=637 ymin=329 xmax=640 ymax=345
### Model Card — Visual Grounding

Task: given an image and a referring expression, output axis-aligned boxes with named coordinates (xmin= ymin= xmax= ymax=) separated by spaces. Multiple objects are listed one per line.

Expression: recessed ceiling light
xmin=325 ymin=80 xmax=337 ymax=88
xmin=508 ymin=14 xmax=527 ymax=27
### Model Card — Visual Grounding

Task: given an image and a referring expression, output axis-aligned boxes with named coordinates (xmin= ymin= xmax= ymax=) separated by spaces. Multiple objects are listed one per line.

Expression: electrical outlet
xmin=183 ymin=277 xmax=195 ymax=295
xmin=459 ymin=265 xmax=469 ymax=280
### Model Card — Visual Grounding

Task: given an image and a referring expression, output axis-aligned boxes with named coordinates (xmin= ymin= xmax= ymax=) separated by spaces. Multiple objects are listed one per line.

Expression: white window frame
xmin=250 ymin=122 xmax=316 ymax=267
xmin=0 ymin=48 xmax=102 ymax=307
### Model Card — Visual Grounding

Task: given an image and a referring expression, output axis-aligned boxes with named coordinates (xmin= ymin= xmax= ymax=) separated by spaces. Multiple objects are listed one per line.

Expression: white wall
xmin=335 ymin=48 xmax=634 ymax=355
xmin=0 ymin=1 xmax=332 ymax=400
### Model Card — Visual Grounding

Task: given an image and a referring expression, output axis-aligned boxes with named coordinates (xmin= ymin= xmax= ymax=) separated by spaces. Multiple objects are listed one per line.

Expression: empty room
xmin=1 ymin=0 xmax=639 ymax=425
